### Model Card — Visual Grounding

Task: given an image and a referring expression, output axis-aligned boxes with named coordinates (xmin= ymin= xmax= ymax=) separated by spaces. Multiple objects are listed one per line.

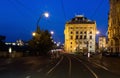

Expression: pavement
xmin=81 ymin=54 xmax=120 ymax=75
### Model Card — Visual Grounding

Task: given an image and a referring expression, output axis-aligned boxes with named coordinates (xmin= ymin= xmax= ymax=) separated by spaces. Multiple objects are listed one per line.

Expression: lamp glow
xmin=44 ymin=12 xmax=49 ymax=18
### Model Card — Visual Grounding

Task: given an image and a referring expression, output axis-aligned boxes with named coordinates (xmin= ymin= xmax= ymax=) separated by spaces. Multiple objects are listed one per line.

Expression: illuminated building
xmin=98 ymin=36 xmax=107 ymax=52
xmin=64 ymin=15 xmax=97 ymax=53
xmin=108 ymin=0 xmax=120 ymax=52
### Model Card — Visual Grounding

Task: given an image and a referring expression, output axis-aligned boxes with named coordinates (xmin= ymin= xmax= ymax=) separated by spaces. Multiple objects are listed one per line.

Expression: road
xmin=0 ymin=54 xmax=120 ymax=78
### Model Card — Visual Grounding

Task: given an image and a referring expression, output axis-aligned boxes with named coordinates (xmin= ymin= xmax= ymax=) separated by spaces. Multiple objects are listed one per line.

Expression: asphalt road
xmin=0 ymin=54 xmax=120 ymax=78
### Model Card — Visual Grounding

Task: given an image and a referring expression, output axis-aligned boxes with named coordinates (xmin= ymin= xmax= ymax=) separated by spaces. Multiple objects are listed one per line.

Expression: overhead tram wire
xmin=90 ymin=0 xmax=105 ymax=19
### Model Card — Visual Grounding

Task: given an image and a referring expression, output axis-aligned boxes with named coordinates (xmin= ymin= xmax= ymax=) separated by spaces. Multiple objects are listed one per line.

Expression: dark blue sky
xmin=0 ymin=0 xmax=109 ymax=43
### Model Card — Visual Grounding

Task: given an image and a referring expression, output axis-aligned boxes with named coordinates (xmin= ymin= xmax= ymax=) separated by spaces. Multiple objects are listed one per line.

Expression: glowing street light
xmin=96 ymin=30 xmax=100 ymax=35
xmin=50 ymin=31 xmax=54 ymax=35
xmin=44 ymin=12 xmax=49 ymax=18
xmin=33 ymin=12 xmax=49 ymax=36
xmin=37 ymin=12 xmax=49 ymax=27
xmin=32 ymin=32 xmax=36 ymax=36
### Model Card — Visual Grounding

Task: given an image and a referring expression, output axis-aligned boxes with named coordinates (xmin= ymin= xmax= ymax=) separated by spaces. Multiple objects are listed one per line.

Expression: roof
xmin=66 ymin=15 xmax=95 ymax=24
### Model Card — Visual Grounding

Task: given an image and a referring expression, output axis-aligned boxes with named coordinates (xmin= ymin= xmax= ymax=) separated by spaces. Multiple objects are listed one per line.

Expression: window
xmin=76 ymin=35 xmax=78 ymax=39
xmin=71 ymin=31 xmax=73 ymax=34
xmin=90 ymin=31 xmax=92 ymax=34
xmin=84 ymin=35 xmax=86 ymax=39
xmin=80 ymin=35 xmax=82 ymax=39
xmin=90 ymin=36 xmax=92 ymax=39
xmin=70 ymin=36 xmax=73 ymax=39
xmin=90 ymin=46 xmax=92 ymax=48
xmin=76 ymin=27 xmax=78 ymax=29
xmin=80 ymin=32 xmax=82 ymax=34
xmin=84 ymin=31 xmax=86 ymax=34
xmin=71 ymin=42 xmax=72 ymax=44
xmin=76 ymin=31 xmax=78 ymax=34
xmin=71 ymin=27 xmax=73 ymax=29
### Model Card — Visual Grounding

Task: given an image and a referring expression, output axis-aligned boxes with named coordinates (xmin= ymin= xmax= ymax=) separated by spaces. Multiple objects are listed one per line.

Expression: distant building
xmin=64 ymin=15 xmax=97 ymax=53
xmin=108 ymin=0 xmax=120 ymax=52
xmin=5 ymin=39 xmax=25 ymax=46
xmin=98 ymin=36 xmax=107 ymax=52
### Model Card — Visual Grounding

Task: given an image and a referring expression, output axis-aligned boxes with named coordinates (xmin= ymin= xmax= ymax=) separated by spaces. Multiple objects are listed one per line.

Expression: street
xmin=0 ymin=54 xmax=120 ymax=78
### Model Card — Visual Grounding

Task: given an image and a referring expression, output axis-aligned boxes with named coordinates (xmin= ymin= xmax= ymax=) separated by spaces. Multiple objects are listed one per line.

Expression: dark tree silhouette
xmin=28 ymin=26 xmax=54 ymax=56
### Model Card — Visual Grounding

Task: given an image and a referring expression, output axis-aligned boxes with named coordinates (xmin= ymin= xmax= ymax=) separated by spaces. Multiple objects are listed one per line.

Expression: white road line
xmin=72 ymin=56 xmax=99 ymax=78
xmin=93 ymin=62 xmax=108 ymax=71
xmin=46 ymin=56 xmax=64 ymax=75
xmin=66 ymin=56 xmax=72 ymax=78
xmin=25 ymin=75 xmax=31 ymax=78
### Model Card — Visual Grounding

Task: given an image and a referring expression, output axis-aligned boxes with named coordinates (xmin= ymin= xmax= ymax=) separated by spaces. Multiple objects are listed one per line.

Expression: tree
xmin=0 ymin=35 xmax=6 ymax=51
xmin=28 ymin=26 xmax=54 ymax=56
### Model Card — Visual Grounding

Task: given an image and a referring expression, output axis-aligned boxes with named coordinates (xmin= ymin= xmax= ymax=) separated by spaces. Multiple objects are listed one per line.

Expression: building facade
xmin=64 ymin=15 xmax=97 ymax=53
xmin=98 ymin=36 xmax=107 ymax=52
xmin=108 ymin=0 xmax=120 ymax=52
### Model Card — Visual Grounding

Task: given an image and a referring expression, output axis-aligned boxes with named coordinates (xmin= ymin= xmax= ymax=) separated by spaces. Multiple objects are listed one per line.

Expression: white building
xmin=64 ymin=15 xmax=97 ymax=53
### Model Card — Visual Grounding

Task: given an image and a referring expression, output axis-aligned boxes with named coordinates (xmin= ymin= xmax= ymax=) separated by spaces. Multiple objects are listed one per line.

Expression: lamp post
xmin=36 ymin=12 xmax=49 ymax=27
xmin=96 ymin=30 xmax=100 ymax=52
xmin=32 ymin=12 xmax=49 ymax=36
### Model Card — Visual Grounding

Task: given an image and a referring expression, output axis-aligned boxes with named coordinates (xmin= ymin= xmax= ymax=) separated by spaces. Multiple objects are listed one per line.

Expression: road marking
xmin=72 ymin=56 xmax=99 ymax=78
xmin=46 ymin=56 xmax=64 ymax=75
xmin=66 ymin=56 xmax=72 ymax=78
xmin=86 ymin=58 xmax=109 ymax=71
xmin=93 ymin=62 xmax=108 ymax=71
xmin=25 ymin=75 xmax=31 ymax=78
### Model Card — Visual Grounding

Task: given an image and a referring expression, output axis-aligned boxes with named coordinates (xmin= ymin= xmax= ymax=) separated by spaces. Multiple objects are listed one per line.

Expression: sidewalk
xmin=89 ymin=54 xmax=120 ymax=75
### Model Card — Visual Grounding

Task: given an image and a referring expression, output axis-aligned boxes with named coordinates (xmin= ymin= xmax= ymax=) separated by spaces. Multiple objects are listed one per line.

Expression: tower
xmin=108 ymin=0 xmax=120 ymax=52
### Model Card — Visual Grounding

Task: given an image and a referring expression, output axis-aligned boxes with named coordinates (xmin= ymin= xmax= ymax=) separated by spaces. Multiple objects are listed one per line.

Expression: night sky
xmin=0 ymin=0 xmax=109 ymax=43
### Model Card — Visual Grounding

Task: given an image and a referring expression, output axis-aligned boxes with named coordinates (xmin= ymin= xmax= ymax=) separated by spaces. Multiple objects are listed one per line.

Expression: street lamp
xmin=50 ymin=31 xmax=54 ymax=35
xmin=33 ymin=12 xmax=49 ymax=36
xmin=96 ymin=30 xmax=100 ymax=52
xmin=36 ymin=12 xmax=49 ymax=27
xmin=32 ymin=32 xmax=36 ymax=36
xmin=96 ymin=30 xmax=100 ymax=35
xmin=44 ymin=12 xmax=49 ymax=18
